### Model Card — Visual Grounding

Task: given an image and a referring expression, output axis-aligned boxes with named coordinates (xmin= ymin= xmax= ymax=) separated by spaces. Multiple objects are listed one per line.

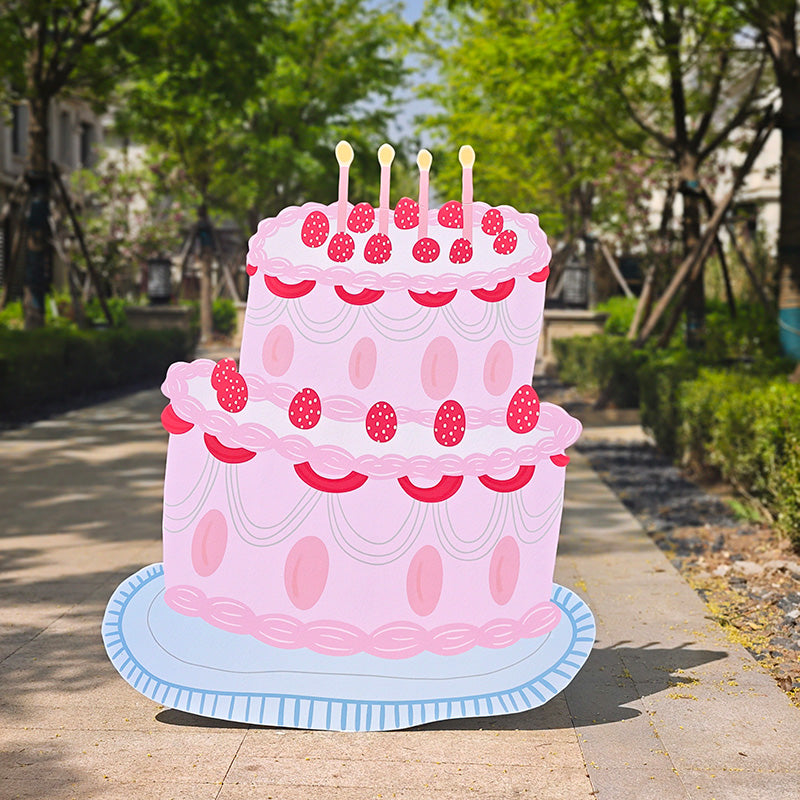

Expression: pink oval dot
xmin=349 ymin=337 xmax=377 ymax=390
xmin=489 ymin=537 xmax=520 ymax=606
xmin=191 ymin=510 xmax=228 ymax=578
xmin=262 ymin=324 xmax=294 ymax=377
xmin=284 ymin=536 xmax=329 ymax=610
xmin=406 ymin=545 xmax=443 ymax=617
xmin=483 ymin=340 xmax=513 ymax=396
xmin=421 ymin=336 xmax=458 ymax=401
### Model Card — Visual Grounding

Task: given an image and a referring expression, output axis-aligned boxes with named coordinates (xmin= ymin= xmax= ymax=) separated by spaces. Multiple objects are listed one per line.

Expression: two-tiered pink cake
xmin=158 ymin=143 xmax=581 ymax=660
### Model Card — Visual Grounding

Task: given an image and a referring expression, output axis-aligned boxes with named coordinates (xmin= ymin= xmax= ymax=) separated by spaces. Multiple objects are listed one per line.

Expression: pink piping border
xmin=162 ymin=361 xmax=582 ymax=481
xmin=165 ymin=585 xmax=561 ymax=659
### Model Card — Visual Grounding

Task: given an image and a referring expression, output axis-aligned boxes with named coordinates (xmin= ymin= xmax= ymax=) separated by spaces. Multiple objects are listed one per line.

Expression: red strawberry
xmin=449 ymin=237 xmax=473 ymax=264
xmin=211 ymin=358 xmax=238 ymax=390
xmin=434 ymin=399 xmax=466 ymax=447
xmin=481 ymin=208 xmax=504 ymax=236
xmin=506 ymin=385 xmax=540 ymax=433
xmin=364 ymin=233 xmax=392 ymax=264
xmin=246 ymin=263 xmax=258 ymax=276
xmin=365 ymin=401 xmax=397 ymax=443
xmin=301 ymin=210 xmax=330 ymax=248
xmin=494 ymin=229 xmax=518 ymax=255
xmin=394 ymin=197 xmax=420 ymax=229
xmin=348 ymin=202 xmax=375 ymax=233
xmin=327 ymin=231 xmax=355 ymax=262
xmin=217 ymin=373 xmax=248 ymax=413
xmin=412 ymin=237 xmax=440 ymax=263
xmin=437 ymin=200 xmax=463 ymax=229
xmin=289 ymin=388 xmax=322 ymax=429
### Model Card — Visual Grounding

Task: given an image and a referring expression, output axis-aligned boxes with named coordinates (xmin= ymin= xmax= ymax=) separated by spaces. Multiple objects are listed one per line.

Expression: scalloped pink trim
xmin=164 ymin=585 xmax=561 ymax=659
xmin=161 ymin=361 xmax=582 ymax=481
xmin=246 ymin=202 xmax=551 ymax=292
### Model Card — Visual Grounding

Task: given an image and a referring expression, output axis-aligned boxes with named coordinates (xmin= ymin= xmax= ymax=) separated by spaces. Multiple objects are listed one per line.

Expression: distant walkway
xmin=1 ymin=384 xmax=799 ymax=799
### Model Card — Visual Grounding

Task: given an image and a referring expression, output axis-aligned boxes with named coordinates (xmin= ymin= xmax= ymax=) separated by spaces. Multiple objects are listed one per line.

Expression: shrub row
xmin=0 ymin=327 xmax=194 ymax=421
xmin=554 ymin=329 xmax=799 ymax=547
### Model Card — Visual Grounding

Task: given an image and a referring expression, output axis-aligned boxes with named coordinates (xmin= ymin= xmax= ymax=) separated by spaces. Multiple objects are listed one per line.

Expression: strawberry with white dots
xmin=211 ymin=358 xmax=248 ymax=413
xmin=434 ymin=399 xmax=466 ymax=447
xmin=506 ymin=385 xmax=541 ymax=433
xmin=211 ymin=358 xmax=238 ymax=390
xmin=493 ymin=229 xmax=518 ymax=255
xmin=365 ymin=401 xmax=397 ymax=442
xmin=364 ymin=233 xmax=392 ymax=264
xmin=327 ymin=231 xmax=355 ymax=262
xmin=437 ymin=200 xmax=463 ymax=229
xmin=347 ymin=202 xmax=375 ymax=233
xmin=412 ymin=237 xmax=440 ymax=263
xmin=218 ymin=373 xmax=248 ymax=413
xmin=289 ymin=388 xmax=322 ymax=429
xmin=301 ymin=210 xmax=330 ymax=248
xmin=481 ymin=208 xmax=504 ymax=236
xmin=449 ymin=237 xmax=473 ymax=264
xmin=394 ymin=197 xmax=420 ymax=229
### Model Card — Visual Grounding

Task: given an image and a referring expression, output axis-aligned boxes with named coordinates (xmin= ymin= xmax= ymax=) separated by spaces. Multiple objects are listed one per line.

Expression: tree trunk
xmin=776 ymin=66 xmax=800 ymax=360
xmin=197 ymin=206 xmax=214 ymax=345
xmin=680 ymin=156 xmax=705 ymax=349
xmin=22 ymin=95 xmax=52 ymax=329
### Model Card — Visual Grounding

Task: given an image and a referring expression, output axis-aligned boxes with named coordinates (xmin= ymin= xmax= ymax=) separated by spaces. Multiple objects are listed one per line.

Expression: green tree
xmin=0 ymin=0 xmax=144 ymax=327
xmin=425 ymin=1 xmax=770 ymax=345
xmin=117 ymin=0 xmax=408 ymax=340
xmin=737 ymin=1 xmax=800 ymax=363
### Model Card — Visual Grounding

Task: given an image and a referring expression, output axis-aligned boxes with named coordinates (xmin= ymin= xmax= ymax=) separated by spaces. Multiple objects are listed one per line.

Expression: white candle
xmin=378 ymin=143 xmax=395 ymax=235
xmin=335 ymin=140 xmax=354 ymax=233
xmin=459 ymin=145 xmax=475 ymax=241
xmin=417 ymin=149 xmax=432 ymax=239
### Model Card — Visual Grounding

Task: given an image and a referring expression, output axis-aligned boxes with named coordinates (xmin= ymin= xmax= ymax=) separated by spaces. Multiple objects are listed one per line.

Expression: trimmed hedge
xmin=554 ymin=328 xmax=800 ymax=547
xmin=0 ymin=327 xmax=193 ymax=420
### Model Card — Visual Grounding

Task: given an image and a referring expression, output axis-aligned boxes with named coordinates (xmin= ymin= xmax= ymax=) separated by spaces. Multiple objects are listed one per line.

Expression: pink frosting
xmin=165 ymin=584 xmax=561 ymax=658
xmin=246 ymin=202 xmax=551 ymax=293
xmin=161 ymin=360 xmax=582 ymax=481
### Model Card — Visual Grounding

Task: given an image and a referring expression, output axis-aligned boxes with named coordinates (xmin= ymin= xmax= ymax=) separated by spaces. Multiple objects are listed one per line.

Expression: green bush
xmin=212 ymin=298 xmax=238 ymax=336
xmin=0 ymin=327 xmax=193 ymax=420
xmin=596 ymin=296 xmax=637 ymax=335
xmin=552 ymin=334 xmax=645 ymax=407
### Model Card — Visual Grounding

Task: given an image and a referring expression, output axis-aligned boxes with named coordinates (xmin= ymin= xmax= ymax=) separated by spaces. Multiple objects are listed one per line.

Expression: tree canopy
xmin=117 ymin=0 xmax=410 ymax=226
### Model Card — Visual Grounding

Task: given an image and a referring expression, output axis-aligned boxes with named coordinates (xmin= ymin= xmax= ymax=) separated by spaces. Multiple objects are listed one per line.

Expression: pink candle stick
xmin=417 ymin=149 xmax=432 ymax=238
xmin=378 ymin=143 xmax=395 ymax=235
xmin=459 ymin=145 xmax=475 ymax=241
xmin=335 ymin=140 xmax=354 ymax=233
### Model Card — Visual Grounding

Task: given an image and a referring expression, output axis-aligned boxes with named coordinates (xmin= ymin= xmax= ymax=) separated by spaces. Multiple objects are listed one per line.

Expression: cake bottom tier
xmin=162 ymin=427 xmax=569 ymax=659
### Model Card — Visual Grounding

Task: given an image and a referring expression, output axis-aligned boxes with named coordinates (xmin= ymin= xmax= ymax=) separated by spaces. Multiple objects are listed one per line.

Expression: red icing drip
xmin=334 ymin=285 xmax=385 ymax=305
xmin=471 ymin=278 xmax=516 ymax=302
xmin=550 ymin=453 xmax=570 ymax=467
xmin=203 ymin=433 xmax=256 ymax=464
xmin=161 ymin=403 xmax=194 ymax=435
xmin=264 ymin=274 xmax=316 ymax=298
xmin=478 ymin=464 xmax=536 ymax=493
xmin=294 ymin=462 xmax=369 ymax=493
xmin=397 ymin=474 xmax=464 ymax=503
xmin=408 ymin=288 xmax=458 ymax=307
xmin=529 ymin=265 xmax=550 ymax=283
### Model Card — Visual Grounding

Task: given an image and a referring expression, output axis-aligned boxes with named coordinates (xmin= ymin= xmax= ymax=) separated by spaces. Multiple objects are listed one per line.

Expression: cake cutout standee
xmin=103 ymin=140 xmax=595 ymax=731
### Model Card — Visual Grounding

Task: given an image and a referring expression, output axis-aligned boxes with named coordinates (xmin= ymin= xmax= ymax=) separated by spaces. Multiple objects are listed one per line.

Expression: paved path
xmin=2 ymin=386 xmax=800 ymax=799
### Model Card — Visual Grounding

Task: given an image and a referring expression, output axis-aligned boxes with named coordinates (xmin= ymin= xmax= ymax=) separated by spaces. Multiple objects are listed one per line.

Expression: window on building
xmin=59 ymin=110 xmax=72 ymax=166
xmin=79 ymin=122 xmax=94 ymax=167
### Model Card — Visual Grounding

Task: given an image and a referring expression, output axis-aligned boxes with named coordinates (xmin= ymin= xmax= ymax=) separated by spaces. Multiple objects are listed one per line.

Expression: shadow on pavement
xmin=152 ymin=640 xmax=726 ymax=732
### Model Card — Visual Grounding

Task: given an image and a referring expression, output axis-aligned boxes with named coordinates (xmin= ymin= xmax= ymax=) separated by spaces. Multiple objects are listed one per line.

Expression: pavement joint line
xmin=215 ymin=726 xmax=251 ymax=797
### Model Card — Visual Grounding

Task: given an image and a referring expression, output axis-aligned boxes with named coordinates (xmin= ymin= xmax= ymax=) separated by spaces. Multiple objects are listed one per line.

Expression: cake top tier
xmin=246 ymin=143 xmax=551 ymax=293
